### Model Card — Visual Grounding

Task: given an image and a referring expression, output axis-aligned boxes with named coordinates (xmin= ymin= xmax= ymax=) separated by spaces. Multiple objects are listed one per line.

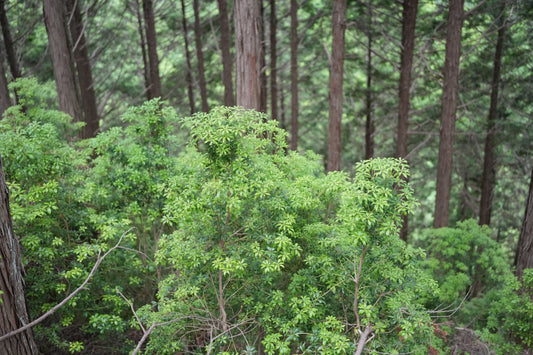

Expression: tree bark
xmin=235 ymin=0 xmax=261 ymax=110
xmin=43 ymin=0 xmax=81 ymax=121
xmin=396 ymin=0 xmax=418 ymax=242
xmin=259 ymin=0 xmax=267 ymax=113
xmin=193 ymin=0 xmax=209 ymax=112
xmin=181 ymin=0 xmax=196 ymax=114
xmin=515 ymin=168 xmax=533 ymax=282
xmin=364 ymin=3 xmax=374 ymax=160
xmin=142 ymin=0 xmax=162 ymax=99
xmin=433 ymin=0 xmax=464 ymax=228
xmin=289 ymin=0 xmax=299 ymax=151
xmin=270 ymin=0 xmax=278 ymax=121
xmin=0 ymin=0 xmax=20 ymax=80
xmin=479 ymin=11 xmax=506 ymax=226
xmin=135 ymin=0 xmax=151 ymax=101
xmin=67 ymin=0 xmax=99 ymax=138
xmin=326 ymin=0 xmax=347 ymax=172
xmin=217 ymin=0 xmax=235 ymax=107
xmin=0 ymin=154 xmax=39 ymax=354
xmin=0 ymin=50 xmax=10 ymax=117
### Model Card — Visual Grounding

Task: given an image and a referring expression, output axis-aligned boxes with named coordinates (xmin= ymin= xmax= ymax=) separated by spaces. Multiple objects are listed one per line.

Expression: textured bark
xmin=434 ymin=0 xmax=464 ymax=228
xmin=289 ymin=0 xmax=299 ymax=151
xmin=396 ymin=0 xmax=418 ymax=160
xmin=43 ymin=0 xmax=81 ymax=121
xmin=270 ymin=0 xmax=278 ymax=120
xmin=135 ymin=0 xmax=150 ymax=101
xmin=143 ymin=0 xmax=161 ymax=99
xmin=396 ymin=0 xmax=418 ymax=241
xmin=217 ymin=0 xmax=235 ymax=107
xmin=479 ymin=13 xmax=505 ymax=226
xmin=259 ymin=0 xmax=267 ymax=113
xmin=235 ymin=0 xmax=261 ymax=110
xmin=181 ymin=0 xmax=196 ymax=114
xmin=0 ymin=51 xmax=10 ymax=117
xmin=193 ymin=0 xmax=208 ymax=112
xmin=67 ymin=0 xmax=99 ymax=138
xmin=0 ymin=155 xmax=39 ymax=354
xmin=0 ymin=0 xmax=20 ymax=80
xmin=364 ymin=4 xmax=374 ymax=160
xmin=326 ymin=0 xmax=347 ymax=172
xmin=515 ymin=168 xmax=533 ymax=282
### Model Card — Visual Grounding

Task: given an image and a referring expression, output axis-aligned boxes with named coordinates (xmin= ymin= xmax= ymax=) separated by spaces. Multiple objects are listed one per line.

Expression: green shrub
xmin=142 ymin=106 xmax=440 ymax=354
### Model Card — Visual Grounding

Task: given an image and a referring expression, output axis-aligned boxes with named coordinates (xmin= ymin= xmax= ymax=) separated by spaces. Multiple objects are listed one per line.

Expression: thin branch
xmin=116 ymin=289 xmax=145 ymax=333
xmin=0 ymin=228 xmax=135 ymax=343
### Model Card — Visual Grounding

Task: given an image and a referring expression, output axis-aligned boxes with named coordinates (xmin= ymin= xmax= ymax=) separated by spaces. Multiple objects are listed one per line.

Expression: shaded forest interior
xmin=0 ymin=0 xmax=532 ymax=354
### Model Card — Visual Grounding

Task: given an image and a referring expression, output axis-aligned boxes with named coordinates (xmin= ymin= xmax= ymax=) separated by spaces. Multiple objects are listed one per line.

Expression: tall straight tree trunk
xmin=43 ymin=0 xmax=81 ymax=121
xmin=364 ymin=3 xmax=374 ymax=160
xmin=217 ymin=0 xmax=235 ymax=107
xmin=289 ymin=0 xmax=299 ymax=151
xmin=142 ymin=0 xmax=162 ymax=99
xmin=235 ymin=0 xmax=261 ymax=110
xmin=193 ymin=0 xmax=208 ymax=112
xmin=396 ymin=0 xmax=418 ymax=242
xmin=326 ymin=0 xmax=347 ymax=172
xmin=280 ymin=79 xmax=287 ymax=131
xmin=479 ymin=12 xmax=506 ymax=226
xmin=181 ymin=0 xmax=196 ymax=114
xmin=135 ymin=0 xmax=150 ymax=100
xmin=433 ymin=0 xmax=464 ymax=228
xmin=270 ymin=0 xmax=278 ymax=120
xmin=67 ymin=0 xmax=99 ymax=138
xmin=0 ymin=51 xmax=10 ymax=116
xmin=0 ymin=0 xmax=20 ymax=81
xmin=0 ymin=155 xmax=39 ymax=355
xmin=259 ymin=0 xmax=267 ymax=113
xmin=515 ymin=168 xmax=533 ymax=282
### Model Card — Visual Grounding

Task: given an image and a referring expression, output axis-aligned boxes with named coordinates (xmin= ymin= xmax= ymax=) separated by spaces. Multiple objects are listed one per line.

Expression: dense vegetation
xmin=0 ymin=81 xmax=532 ymax=353
xmin=0 ymin=0 xmax=532 ymax=354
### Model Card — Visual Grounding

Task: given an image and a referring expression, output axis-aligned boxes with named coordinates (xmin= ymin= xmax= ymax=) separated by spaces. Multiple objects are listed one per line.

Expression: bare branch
xmin=0 ymin=228 xmax=135 ymax=344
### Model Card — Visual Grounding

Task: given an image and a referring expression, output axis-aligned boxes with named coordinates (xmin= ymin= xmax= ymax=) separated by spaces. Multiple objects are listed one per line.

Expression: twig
xmin=0 ymin=228 xmax=135 ymax=343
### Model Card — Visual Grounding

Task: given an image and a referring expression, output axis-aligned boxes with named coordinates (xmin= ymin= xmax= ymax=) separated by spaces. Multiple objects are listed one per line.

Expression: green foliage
xmin=0 ymin=80 xmax=180 ymax=352
xmin=419 ymin=219 xmax=511 ymax=304
xmin=479 ymin=269 xmax=533 ymax=353
xmin=419 ymin=220 xmax=533 ymax=353
xmin=140 ymin=107 xmax=439 ymax=354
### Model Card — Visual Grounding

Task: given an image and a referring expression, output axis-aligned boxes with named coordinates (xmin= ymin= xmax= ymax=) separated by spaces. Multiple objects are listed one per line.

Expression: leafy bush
xmin=140 ymin=106 xmax=440 ymax=354
xmin=418 ymin=219 xmax=533 ymax=353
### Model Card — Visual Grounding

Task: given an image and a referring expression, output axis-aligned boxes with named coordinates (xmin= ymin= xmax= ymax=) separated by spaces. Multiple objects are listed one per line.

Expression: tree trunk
xmin=270 ymin=0 xmax=278 ymax=120
xmin=515 ymin=168 xmax=533 ymax=282
xmin=289 ymin=0 xmax=299 ymax=151
xmin=364 ymin=3 xmax=374 ymax=160
xmin=0 ymin=0 xmax=20 ymax=80
xmin=43 ymin=0 xmax=81 ymax=121
xmin=0 ymin=50 xmax=10 ymax=117
xmin=67 ymin=0 xmax=99 ymax=138
xmin=326 ymin=0 xmax=347 ymax=172
xmin=181 ymin=0 xmax=196 ymax=114
xmin=142 ymin=0 xmax=162 ymax=99
xmin=396 ymin=0 xmax=418 ymax=242
xmin=259 ymin=0 xmax=267 ymax=113
xmin=0 ymin=154 xmax=39 ymax=354
xmin=479 ymin=11 xmax=506 ymax=226
xmin=217 ymin=0 xmax=235 ymax=107
xmin=235 ymin=0 xmax=261 ymax=110
xmin=433 ymin=0 xmax=464 ymax=228
xmin=135 ymin=0 xmax=151 ymax=101
xmin=193 ymin=0 xmax=209 ymax=112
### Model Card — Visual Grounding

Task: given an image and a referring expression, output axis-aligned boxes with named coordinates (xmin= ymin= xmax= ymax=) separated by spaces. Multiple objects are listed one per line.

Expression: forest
xmin=0 ymin=0 xmax=532 ymax=354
